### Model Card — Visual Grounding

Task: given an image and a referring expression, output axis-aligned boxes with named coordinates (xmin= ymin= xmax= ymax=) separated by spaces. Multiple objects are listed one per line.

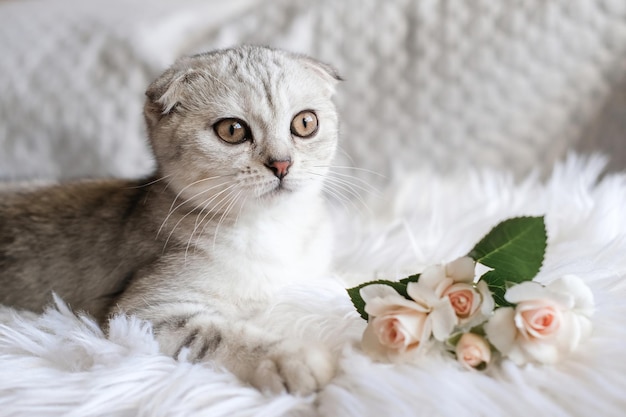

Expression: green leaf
xmin=468 ymin=216 xmax=547 ymax=282
xmin=479 ymin=270 xmax=515 ymax=308
xmin=399 ymin=273 xmax=420 ymax=285
xmin=346 ymin=280 xmax=409 ymax=321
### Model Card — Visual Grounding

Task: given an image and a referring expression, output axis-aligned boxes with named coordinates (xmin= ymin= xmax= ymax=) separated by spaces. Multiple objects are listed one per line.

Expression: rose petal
xmin=434 ymin=277 xmax=455 ymax=298
xmin=418 ymin=264 xmax=446 ymax=289
xmin=477 ymin=280 xmax=495 ymax=316
xmin=446 ymin=256 xmax=476 ymax=283
xmin=430 ymin=299 xmax=457 ymax=341
xmin=418 ymin=315 xmax=434 ymax=352
xmin=578 ymin=315 xmax=593 ymax=341
xmin=556 ymin=310 xmax=592 ymax=354
xmin=497 ymin=338 xmax=527 ymax=365
xmin=475 ymin=262 xmax=493 ymax=279
xmin=394 ymin=311 xmax=428 ymax=342
xmin=445 ymin=283 xmax=478 ymax=317
xmin=548 ymin=275 xmax=594 ymax=316
xmin=452 ymin=280 xmax=494 ymax=330
xmin=505 ymin=281 xmax=571 ymax=307
xmin=484 ymin=307 xmax=517 ymax=355
xmin=516 ymin=302 xmax=562 ymax=339
xmin=360 ymin=284 xmax=430 ymax=316
xmin=360 ymin=284 xmax=404 ymax=303
xmin=505 ymin=281 xmax=547 ymax=304
xmin=406 ymin=281 xmax=436 ymax=306
xmin=362 ymin=321 xmax=390 ymax=360
xmin=365 ymin=299 xmax=429 ymax=317
xmin=551 ymin=311 xmax=581 ymax=352
xmin=520 ymin=338 xmax=560 ymax=364
xmin=375 ymin=317 xmax=408 ymax=349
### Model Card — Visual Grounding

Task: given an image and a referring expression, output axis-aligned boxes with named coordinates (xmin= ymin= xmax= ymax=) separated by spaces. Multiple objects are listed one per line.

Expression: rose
xmin=455 ymin=333 xmax=492 ymax=370
xmin=484 ymin=275 xmax=594 ymax=365
xmin=362 ymin=310 xmax=428 ymax=358
xmin=516 ymin=300 xmax=560 ymax=339
xmin=406 ymin=282 xmax=458 ymax=342
xmin=443 ymin=282 xmax=492 ymax=323
xmin=418 ymin=256 xmax=494 ymax=328
xmin=359 ymin=284 xmax=432 ymax=361
xmin=445 ymin=285 xmax=476 ymax=318
xmin=359 ymin=281 xmax=460 ymax=360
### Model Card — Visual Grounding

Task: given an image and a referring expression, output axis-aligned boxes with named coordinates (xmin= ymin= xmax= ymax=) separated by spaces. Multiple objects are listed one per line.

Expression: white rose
xmin=418 ymin=256 xmax=494 ymax=329
xmin=405 ymin=280 xmax=457 ymax=342
xmin=455 ymin=332 xmax=492 ymax=371
xmin=420 ymin=256 xmax=476 ymax=286
xmin=484 ymin=275 xmax=594 ymax=365
xmin=360 ymin=284 xmax=432 ymax=361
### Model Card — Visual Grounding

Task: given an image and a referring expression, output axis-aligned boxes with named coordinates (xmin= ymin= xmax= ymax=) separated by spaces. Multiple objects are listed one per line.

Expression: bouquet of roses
xmin=347 ymin=217 xmax=594 ymax=370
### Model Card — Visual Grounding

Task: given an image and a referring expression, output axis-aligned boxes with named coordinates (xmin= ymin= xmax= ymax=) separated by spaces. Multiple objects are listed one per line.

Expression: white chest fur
xmin=188 ymin=193 xmax=332 ymax=307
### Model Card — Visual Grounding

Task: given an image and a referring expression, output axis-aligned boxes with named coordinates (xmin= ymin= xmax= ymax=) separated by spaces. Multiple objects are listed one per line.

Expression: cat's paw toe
xmin=250 ymin=342 xmax=335 ymax=395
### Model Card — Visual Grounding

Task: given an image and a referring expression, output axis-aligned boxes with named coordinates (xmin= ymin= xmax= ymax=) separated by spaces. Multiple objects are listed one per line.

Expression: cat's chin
xmin=256 ymin=184 xmax=295 ymax=202
xmin=253 ymin=182 xmax=321 ymax=206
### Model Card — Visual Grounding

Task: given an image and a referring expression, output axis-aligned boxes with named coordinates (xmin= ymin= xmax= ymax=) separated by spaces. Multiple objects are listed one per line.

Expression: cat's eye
xmin=214 ymin=118 xmax=251 ymax=144
xmin=291 ymin=110 xmax=318 ymax=138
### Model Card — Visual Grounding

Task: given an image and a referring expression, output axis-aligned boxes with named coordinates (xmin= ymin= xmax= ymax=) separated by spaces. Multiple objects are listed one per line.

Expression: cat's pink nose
xmin=265 ymin=159 xmax=292 ymax=179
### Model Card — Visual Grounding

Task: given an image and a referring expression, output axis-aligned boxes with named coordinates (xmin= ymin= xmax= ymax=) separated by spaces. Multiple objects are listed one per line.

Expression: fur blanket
xmin=1 ymin=155 xmax=625 ymax=417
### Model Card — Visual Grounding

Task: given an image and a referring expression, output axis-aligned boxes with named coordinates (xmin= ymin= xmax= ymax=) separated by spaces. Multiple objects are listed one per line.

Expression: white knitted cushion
xmin=1 ymin=0 xmax=625 ymax=180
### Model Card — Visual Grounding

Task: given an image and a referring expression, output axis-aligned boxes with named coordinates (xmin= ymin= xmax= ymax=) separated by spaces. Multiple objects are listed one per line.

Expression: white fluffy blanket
xmin=1 ymin=155 xmax=625 ymax=417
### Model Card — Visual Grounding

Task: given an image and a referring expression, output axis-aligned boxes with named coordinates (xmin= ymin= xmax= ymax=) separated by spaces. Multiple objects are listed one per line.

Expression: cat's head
xmin=144 ymin=45 xmax=341 ymax=210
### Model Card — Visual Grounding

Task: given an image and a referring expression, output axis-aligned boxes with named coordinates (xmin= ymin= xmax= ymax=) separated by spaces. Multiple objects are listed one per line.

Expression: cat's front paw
xmin=244 ymin=341 xmax=335 ymax=395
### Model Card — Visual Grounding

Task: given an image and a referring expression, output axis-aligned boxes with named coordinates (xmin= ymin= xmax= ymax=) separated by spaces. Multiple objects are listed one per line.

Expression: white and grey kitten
xmin=0 ymin=45 xmax=341 ymax=394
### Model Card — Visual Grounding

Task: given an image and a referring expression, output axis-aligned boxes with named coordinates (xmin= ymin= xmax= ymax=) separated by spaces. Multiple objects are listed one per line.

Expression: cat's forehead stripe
xmin=221 ymin=54 xmax=291 ymax=117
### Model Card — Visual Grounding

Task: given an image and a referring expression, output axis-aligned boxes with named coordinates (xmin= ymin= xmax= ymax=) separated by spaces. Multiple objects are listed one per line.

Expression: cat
xmin=0 ymin=45 xmax=341 ymax=394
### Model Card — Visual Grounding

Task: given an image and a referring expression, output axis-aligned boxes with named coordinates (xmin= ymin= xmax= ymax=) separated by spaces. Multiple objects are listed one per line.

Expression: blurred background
xmin=0 ymin=0 xmax=625 ymax=183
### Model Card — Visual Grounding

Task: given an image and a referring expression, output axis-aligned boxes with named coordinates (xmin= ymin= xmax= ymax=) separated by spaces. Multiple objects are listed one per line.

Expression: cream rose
xmin=484 ymin=275 xmax=594 ymax=365
xmin=360 ymin=284 xmax=432 ymax=361
xmin=455 ymin=332 xmax=492 ymax=371
xmin=418 ymin=256 xmax=494 ymax=329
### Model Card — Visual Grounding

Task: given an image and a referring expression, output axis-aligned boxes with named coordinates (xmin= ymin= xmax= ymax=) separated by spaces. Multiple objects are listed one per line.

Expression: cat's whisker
xmin=304 ymin=171 xmax=363 ymax=214
xmin=324 ymin=172 xmax=381 ymax=197
xmin=184 ymin=184 xmax=240 ymax=257
xmin=234 ymin=194 xmax=249 ymax=226
xmin=315 ymin=174 xmax=374 ymax=217
xmin=314 ymin=165 xmax=387 ymax=178
xmin=163 ymin=175 xmax=177 ymax=192
xmin=335 ymin=145 xmax=358 ymax=167
xmin=185 ymin=190 xmax=233 ymax=259
xmin=211 ymin=189 xmax=244 ymax=252
xmin=307 ymin=169 xmax=374 ymax=204
xmin=189 ymin=184 xmax=239 ymax=238
xmin=124 ymin=174 xmax=174 ymax=189
xmin=310 ymin=165 xmax=385 ymax=214
xmin=168 ymin=175 xmax=228 ymax=215
xmin=319 ymin=182 xmax=357 ymax=214
xmin=185 ymin=197 xmax=222 ymax=256
xmin=325 ymin=171 xmax=381 ymax=195
xmin=157 ymin=178 xmax=231 ymax=238
xmin=184 ymin=182 xmax=238 ymax=234
xmin=189 ymin=188 xmax=241 ymax=257
xmin=329 ymin=185 xmax=372 ymax=218
xmin=161 ymin=182 xmax=236 ymax=253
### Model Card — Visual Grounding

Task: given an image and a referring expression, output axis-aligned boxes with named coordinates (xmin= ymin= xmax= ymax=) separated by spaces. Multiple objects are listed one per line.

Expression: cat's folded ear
xmin=297 ymin=55 xmax=343 ymax=93
xmin=144 ymin=61 xmax=200 ymax=128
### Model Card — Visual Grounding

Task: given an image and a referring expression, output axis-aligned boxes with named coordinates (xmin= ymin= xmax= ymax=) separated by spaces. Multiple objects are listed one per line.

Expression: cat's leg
xmin=117 ymin=301 xmax=335 ymax=394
